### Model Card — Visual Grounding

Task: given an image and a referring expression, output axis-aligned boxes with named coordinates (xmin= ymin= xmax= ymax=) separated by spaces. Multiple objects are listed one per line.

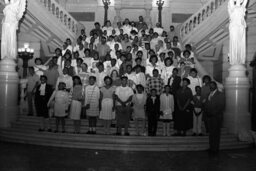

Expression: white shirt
xmin=161 ymin=65 xmax=175 ymax=85
xmin=115 ymin=86 xmax=134 ymax=105
xmin=102 ymin=26 xmax=114 ymax=37
xmin=39 ymin=83 xmax=46 ymax=96
xmin=187 ymin=76 xmax=202 ymax=95
xmin=154 ymin=27 xmax=164 ymax=36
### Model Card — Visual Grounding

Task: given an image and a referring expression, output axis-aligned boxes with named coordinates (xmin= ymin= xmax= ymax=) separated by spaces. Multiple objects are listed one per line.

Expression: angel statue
xmin=1 ymin=0 xmax=27 ymax=60
xmin=228 ymin=0 xmax=248 ymax=65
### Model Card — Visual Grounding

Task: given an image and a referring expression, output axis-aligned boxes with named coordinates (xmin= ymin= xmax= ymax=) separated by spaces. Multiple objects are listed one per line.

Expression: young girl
xmin=48 ymin=82 xmax=70 ymax=133
xmin=69 ymin=76 xmax=83 ymax=134
xmin=99 ymin=76 xmax=116 ymax=134
xmin=132 ymin=84 xmax=147 ymax=136
xmin=191 ymin=86 xmax=203 ymax=136
xmin=84 ymin=76 xmax=100 ymax=134
xmin=160 ymin=85 xmax=174 ymax=136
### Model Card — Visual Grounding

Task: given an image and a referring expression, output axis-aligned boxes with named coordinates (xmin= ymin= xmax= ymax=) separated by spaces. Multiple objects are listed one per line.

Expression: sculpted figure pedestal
xmin=0 ymin=0 xmax=26 ymax=128
xmin=224 ymin=0 xmax=252 ymax=141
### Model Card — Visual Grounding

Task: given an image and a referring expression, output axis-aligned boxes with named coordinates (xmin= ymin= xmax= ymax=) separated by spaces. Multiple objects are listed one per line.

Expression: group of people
xmin=26 ymin=16 xmax=225 ymax=153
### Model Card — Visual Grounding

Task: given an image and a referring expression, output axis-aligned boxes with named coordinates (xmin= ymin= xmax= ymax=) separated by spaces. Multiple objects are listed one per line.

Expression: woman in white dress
xmin=102 ymin=20 xmax=114 ymax=37
xmin=161 ymin=57 xmax=175 ymax=85
xmin=99 ymin=76 xmax=116 ymax=134
xmin=48 ymin=82 xmax=70 ymax=133
xmin=160 ymin=85 xmax=174 ymax=136
xmin=70 ymin=76 xmax=83 ymax=134
xmin=228 ymin=0 xmax=248 ymax=65
xmin=84 ymin=76 xmax=100 ymax=134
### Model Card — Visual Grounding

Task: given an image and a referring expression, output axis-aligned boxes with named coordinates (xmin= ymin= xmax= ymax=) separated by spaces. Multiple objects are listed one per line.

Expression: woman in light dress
xmin=99 ymin=76 xmax=116 ymax=134
xmin=228 ymin=0 xmax=248 ymax=65
xmin=69 ymin=76 xmax=83 ymax=134
xmin=48 ymin=82 xmax=70 ymax=133
xmin=161 ymin=57 xmax=175 ymax=85
xmin=160 ymin=85 xmax=174 ymax=136
xmin=132 ymin=84 xmax=147 ymax=136
xmin=84 ymin=76 xmax=100 ymax=134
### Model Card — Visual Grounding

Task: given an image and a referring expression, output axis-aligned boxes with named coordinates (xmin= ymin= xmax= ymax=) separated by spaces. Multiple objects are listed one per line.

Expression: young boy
xmin=191 ymin=86 xmax=203 ymax=136
xmin=146 ymin=89 xmax=160 ymax=136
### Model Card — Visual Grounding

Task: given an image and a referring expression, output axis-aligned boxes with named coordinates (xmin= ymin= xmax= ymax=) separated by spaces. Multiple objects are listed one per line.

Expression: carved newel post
xmin=224 ymin=0 xmax=251 ymax=139
xmin=102 ymin=0 xmax=111 ymax=25
xmin=0 ymin=0 xmax=27 ymax=127
xmin=156 ymin=0 xmax=164 ymax=27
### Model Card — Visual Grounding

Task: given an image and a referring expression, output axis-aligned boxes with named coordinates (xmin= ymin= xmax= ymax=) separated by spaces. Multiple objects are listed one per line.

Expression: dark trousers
xmin=27 ymin=92 xmax=34 ymax=115
xmin=148 ymin=113 xmax=158 ymax=136
xmin=208 ymin=117 xmax=221 ymax=152
xmin=88 ymin=117 xmax=97 ymax=127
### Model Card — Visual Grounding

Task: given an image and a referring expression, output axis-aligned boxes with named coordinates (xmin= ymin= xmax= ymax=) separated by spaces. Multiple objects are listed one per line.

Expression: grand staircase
xmin=0 ymin=115 xmax=252 ymax=151
xmin=0 ymin=0 xmax=255 ymax=151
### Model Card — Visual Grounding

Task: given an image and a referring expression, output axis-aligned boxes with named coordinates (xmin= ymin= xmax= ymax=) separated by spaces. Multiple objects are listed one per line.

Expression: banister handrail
xmin=38 ymin=0 xmax=79 ymax=35
xmin=180 ymin=0 xmax=227 ymax=40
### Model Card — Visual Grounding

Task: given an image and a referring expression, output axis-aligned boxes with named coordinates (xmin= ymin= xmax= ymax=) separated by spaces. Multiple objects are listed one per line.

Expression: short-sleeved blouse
xmin=101 ymin=86 xmax=116 ymax=99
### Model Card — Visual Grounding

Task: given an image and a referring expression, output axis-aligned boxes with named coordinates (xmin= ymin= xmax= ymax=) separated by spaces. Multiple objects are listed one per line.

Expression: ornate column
xmin=0 ymin=0 xmax=27 ymax=128
xmin=0 ymin=59 xmax=19 ymax=127
xmin=156 ymin=0 xmax=164 ymax=26
xmin=224 ymin=0 xmax=251 ymax=138
xmin=102 ymin=0 xmax=111 ymax=25
xmin=224 ymin=65 xmax=251 ymax=135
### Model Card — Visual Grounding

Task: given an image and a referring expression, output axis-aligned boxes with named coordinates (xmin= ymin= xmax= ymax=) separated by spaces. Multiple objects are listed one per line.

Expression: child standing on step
xmin=191 ymin=86 xmax=203 ymax=136
xmin=160 ymin=85 xmax=174 ymax=136
xmin=48 ymin=82 xmax=70 ymax=133
xmin=132 ymin=84 xmax=147 ymax=136
xmin=84 ymin=76 xmax=100 ymax=134
xmin=69 ymin=76 xmax=83 ymax=134
xmin=99 ymin=76 xmax=116 ymax=135
xmin=146 ymin=89 xmax=160 ymax=136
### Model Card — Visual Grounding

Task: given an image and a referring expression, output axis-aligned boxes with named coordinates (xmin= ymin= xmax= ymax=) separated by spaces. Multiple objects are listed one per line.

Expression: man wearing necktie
xmin=204 ymin=81 xmax=225 ymax=154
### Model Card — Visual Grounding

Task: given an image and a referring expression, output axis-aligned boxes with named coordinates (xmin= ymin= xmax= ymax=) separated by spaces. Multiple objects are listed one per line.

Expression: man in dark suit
xmin=204 ymin=81 xmax=225 ymax=154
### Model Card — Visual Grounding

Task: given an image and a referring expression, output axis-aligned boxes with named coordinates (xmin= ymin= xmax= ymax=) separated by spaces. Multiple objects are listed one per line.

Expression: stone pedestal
xmin=0 ymin=58 xmax=19 ymax=128
xmin=224 ymin=64 xmax=251 ymax=135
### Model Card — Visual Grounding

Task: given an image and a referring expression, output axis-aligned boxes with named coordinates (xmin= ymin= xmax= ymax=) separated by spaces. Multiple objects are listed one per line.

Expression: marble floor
xmin=0 ymin=141 xmax=256 ymax=171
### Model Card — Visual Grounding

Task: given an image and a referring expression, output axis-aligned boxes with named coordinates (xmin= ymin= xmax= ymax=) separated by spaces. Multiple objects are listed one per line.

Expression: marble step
xmin=11 ymin=121 xmax=229 ymax=136
xmin=16 ymin=116 xmax=228 ymax=134
xmin=6 ymin=127 xmax=238 ymax=144
xmin=0 ymin=128 xmax=252 ymax=151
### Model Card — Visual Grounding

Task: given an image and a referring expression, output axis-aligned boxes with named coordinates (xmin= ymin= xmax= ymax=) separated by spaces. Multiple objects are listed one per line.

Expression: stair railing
xmin=38 ymin=0 xmax=79 ymax=35
xmin=180 ymin=0 xmax=227 ymax=40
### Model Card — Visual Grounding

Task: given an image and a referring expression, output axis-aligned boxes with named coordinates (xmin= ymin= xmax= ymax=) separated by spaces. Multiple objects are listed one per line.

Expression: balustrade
xmin=37 ymin=0 xmax=79 ymax=35
xmin=180 ymin=0 xmax=227 ymax=39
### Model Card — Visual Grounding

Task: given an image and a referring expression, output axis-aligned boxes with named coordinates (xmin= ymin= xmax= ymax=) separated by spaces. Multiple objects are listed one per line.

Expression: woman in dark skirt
xmin=173 ymin=78 xmax=193 ymax=136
